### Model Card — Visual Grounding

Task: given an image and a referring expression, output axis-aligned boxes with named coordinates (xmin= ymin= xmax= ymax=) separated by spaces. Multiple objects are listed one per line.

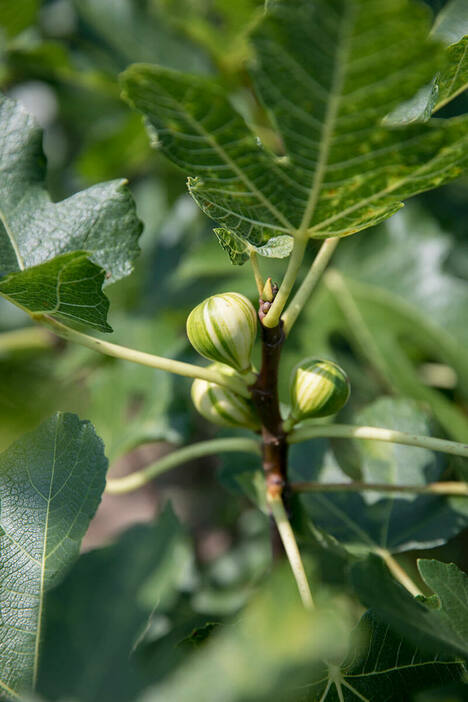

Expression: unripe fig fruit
xmin=288 ymin=357 xmax=350 ymax=424
xmin=191 ymin=368 xmax=260 ymax=430
xmin=187 ymin=292 xmax=257 ymax=373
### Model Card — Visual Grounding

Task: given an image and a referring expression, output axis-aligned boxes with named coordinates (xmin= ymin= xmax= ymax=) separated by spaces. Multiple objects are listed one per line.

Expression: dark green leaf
xmin=0 ymin=95 xmax=141 ymax=330
xmin=0 ymin=413 xmax=107 ymax=699
xmin=38 ymin=505 xmax=191 ymax=702
xmin=0 ymin=252 xmax=111 ymax=333
xmin=291 ymin=398 xmax=468 ymax=552
xmin=309 ymin=611 xmax=465 ymax=701
xmin=352 ymin=555 xmax=468 ymax=659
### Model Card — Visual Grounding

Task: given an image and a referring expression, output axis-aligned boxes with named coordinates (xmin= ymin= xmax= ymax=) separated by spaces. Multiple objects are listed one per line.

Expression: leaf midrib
xmin=0 ymin=209 xmax=24 ymax=271
xmin=297 ymin=1 xmax=354 ymax=235
xmin=32 ymin=416 xmax=59 ymax=688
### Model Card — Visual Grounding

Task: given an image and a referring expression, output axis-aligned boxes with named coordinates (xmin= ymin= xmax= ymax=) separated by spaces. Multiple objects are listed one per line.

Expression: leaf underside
xmin=121 ymin=0 xmax=468 ymax=263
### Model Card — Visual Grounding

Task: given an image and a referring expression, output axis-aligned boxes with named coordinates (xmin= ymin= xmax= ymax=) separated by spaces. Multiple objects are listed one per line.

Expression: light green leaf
xmin=0 ymin=95 xmax=141 ymax=330
xmin=38 ymin=506 xmax=191 ymax=702
xmin=354 ymin=397 xmax=442 ymax=500
xmin=352 ymin=556 xmax=468 ymax=660
xmin=309 ymin=611 xmax=465 ymax=701
xmin=0 ymin=252 xmax=111 ymax=333
xmin=214 ymin=227 xmax=293 ymax=265
xmin=74 ymin=0 xmax=210 ymax=73
xmin=0 ymin=413 xmax=107 ymax=699
xmin=122 ymin=0 xmax=468 ymax=246
xmin=0 ymin=0 xmax=38 ymax=38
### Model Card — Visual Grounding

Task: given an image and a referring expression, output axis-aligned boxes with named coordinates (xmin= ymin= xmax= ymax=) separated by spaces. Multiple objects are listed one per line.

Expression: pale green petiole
xmin=35 ymin=315 xmax=253 ymax=398
xmin=288 ymin=422 xmax=468 ymax=458
xmin=282 ymin=237 xmax=340 ymax=336
xmin=262 ymin=236 xmax=308 ymax=328
xmin=106 ymin=437 xmax=261 ymax=494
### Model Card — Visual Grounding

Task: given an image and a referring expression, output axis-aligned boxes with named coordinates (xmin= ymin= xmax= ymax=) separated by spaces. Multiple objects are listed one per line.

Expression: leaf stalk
xmin=282 ymin=237 xmax=340 ymax=336
xmin=291 ymin=480 xmax=468 ymax=497
xmin=106 ymin=437 xmax=261 ymax=494
xmin=35 ymin=315 xmax=252 ymax=398
xmin=288 ymin=423 xmax=468 ymax=459
xmin=262 ymin=236 xmax=308 ymax=328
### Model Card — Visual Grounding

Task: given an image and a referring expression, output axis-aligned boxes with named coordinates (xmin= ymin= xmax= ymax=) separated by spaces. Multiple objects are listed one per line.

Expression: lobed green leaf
xmin=0 ymin=95 xmax=142 ymax=331
xmin=0 ymin=413 xmax=107 ymax=699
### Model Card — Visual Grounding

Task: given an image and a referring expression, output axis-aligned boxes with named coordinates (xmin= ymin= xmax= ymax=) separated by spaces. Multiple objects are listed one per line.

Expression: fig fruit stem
xmin=35 ymin=315 xmax=252 ymax=398
xmin=106 ymin=437 xmax=261 ymax=494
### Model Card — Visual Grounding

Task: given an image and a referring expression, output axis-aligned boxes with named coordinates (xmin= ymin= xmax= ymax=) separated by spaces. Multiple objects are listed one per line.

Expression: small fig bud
xmin=289 ymin=358 xmax=350 ymax=423
xmin=187 ymin=292 xmax=257 ymax=373
xmin=262 ymin=277 xmax=275 ymax=303
xmin=191 ymin=370 xmax=260 ymax=430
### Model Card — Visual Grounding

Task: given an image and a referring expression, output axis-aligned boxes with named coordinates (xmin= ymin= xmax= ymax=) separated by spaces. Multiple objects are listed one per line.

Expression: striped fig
xmin=186 ymin=292 xmax=257 ymax=374
xmin=191 ymin=366 xmax=260 ymax=430
xmin=288 ymin=358 xmax=350 ymax=425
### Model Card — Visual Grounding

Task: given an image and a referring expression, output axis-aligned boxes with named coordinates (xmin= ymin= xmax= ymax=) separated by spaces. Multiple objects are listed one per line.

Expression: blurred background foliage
xmin=0 ymin=1 xmax=467 ymax=700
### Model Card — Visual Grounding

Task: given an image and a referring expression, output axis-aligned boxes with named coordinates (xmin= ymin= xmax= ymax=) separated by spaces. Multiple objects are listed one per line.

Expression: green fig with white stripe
xmin=287 ymin=358 xmax=350 ymax=426
xmin=191 ymin=367 xmax=260 ymax=430
xmin=187 ymin=292 xmax=257 ymax=375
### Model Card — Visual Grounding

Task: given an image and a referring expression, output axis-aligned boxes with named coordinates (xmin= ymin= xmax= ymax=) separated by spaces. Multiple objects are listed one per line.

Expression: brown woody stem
xmin=250 ymin=297 xmax=288 ymax=559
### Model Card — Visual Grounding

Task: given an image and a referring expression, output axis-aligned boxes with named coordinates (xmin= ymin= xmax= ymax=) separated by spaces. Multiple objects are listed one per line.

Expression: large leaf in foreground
xmin=308 ymin=611 xmax=464 ymax=701
xmin=140 ymin=569 xmax=351 ymax=702
xmin=291 ymin=398 xmax=468 ymax=553
xmin=122 ymin=0 xmax=468 ymax=248
xmin=352 ymin=556 xmax=468 ymax=659
xmin=0 ymin=413 xmax=107 ymax=700
xmin=38 ymin=506 xmax=190 ymax=702
xmin=0 ymin=95 xmax=141 ymax=330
